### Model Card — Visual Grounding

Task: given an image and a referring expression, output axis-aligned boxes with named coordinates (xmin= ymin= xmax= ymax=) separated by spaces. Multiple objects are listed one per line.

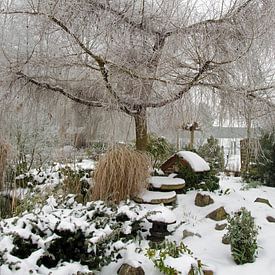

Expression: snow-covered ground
xmin=1 ymin=173 xmax=275 ymax=275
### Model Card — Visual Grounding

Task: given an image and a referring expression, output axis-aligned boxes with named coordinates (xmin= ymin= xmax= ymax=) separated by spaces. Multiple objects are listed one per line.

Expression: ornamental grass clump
xmin=226 ymin=207 xmax=259 ymax=265
xmin=91 ymin=146 xmax=151 ymax=203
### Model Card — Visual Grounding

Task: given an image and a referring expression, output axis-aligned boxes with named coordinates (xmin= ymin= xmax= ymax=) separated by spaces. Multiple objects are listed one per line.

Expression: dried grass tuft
xmin=0 ymin=139 xmax=9 ymax=190
xmin=91 ymin=145 xmax=151 ymax=203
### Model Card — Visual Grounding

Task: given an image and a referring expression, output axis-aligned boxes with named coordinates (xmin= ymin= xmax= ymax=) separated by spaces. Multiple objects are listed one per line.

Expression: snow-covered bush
xmin=92 ymin=146 xmax=151 ymax=203
xmin=145 ymin=241 xmax=203 ymax=275
xmin=226 ymin=207 xmax=259 ymax=265
xmin=0 ymin=196 xmax=148 ymax=273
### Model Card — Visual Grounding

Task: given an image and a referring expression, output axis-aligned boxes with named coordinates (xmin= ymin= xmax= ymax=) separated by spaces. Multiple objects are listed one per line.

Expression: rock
xmin=215 ymin=223 xmax=227 ymax=231
xmin=266 ymin=216 xmax=275 ymax=223
xmin=188 ymin=268 xmax=214 ymax=275
xmin=203 ymin=270 xmax=214 ymax=275
xmin=254 ymin=197 xmax=273 ymax=208
xmin=195 ymin=193 xmax=214 ymax=207
xmin=222 ymin=234 xmax=230 ymax=245
xmin=133 ymin=190 xmax=177 ymax=205
xmin=206 ymin=207 xmax=228 ymax=221
xmin=118 ymin=264 xmax=145 ymax=275
xmin=182 ymin=230 xmax=201 ymax=239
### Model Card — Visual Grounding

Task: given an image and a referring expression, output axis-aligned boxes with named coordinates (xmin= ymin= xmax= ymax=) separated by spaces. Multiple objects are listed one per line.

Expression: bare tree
xmin=0 ymin=0 xmax=274 ymax=150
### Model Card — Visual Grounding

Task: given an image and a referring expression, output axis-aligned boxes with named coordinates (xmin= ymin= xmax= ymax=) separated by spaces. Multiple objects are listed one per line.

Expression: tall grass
xmin=91 ymin=146 xmax=151 ymax=203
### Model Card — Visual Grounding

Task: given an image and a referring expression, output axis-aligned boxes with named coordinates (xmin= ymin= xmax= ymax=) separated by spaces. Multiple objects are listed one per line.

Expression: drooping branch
xmin=15 ymin=72 xmax=132 ymax=115
xmin=197 ymin=81 xmax=275 ymax=109
xmin=144 ymin=61 xmax=211 ymax=108
xmin=16 ymin=71 xmax=104 ymax=107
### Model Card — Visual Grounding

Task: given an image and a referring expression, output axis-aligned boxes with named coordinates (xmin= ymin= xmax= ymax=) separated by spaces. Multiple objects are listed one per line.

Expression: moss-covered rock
xmin=206 ymin=207 xmax=228 ymax=221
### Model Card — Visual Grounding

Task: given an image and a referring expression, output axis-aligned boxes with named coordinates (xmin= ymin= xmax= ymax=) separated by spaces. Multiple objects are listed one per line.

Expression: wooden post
xmin=182 ymin=122 xmax=200 ymax=150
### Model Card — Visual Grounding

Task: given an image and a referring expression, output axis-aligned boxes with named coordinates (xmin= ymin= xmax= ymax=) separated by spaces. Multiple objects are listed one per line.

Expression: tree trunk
xmin=134 ymin=108 xmax=148 ymax=151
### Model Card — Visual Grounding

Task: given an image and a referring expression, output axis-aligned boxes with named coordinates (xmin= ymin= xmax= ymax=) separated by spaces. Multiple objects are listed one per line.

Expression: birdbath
xmin=147 ymin=206 xmax=176 ymax=242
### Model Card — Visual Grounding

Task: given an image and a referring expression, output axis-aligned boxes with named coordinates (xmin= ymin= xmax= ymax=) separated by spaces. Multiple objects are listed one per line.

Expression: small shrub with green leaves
xmin=226 ymin=207 xmax=260 ymax=265
xmin=145 ymin=241 xmax=203 ymax=275
xmin=61 ymin=166 xmax=91 ymax=203
xmin=146 ymin=134 xmax=175 ymax=168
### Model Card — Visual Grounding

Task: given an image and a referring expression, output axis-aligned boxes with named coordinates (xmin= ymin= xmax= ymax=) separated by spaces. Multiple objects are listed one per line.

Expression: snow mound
xmin=139 ymin=190 xmax=176 ymax=201
xmin=147 ymin=206 xmax=176 ymax=223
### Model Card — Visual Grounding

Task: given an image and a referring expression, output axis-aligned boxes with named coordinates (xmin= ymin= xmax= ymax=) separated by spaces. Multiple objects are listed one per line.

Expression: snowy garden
xmin=0 ymin=0 xmax=275 ymax=274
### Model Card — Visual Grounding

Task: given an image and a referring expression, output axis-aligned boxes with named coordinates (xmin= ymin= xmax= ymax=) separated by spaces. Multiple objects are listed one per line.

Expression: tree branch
xmin=144 ymin=61 xmax=211 ymax=108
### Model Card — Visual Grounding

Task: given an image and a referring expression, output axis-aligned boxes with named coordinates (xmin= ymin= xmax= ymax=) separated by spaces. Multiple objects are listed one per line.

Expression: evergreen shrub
xmin=177 ymin=163 xmax=219 ymax=192
xmin=146 ymin=134 xmax=175 ymax=168
xmin=226 ymin=207 xmax=259 ymax=264
xmin=197 ymin=136 xmax=224 ymax=173
xmin=242 ymin=131 xmax=275 ymax=187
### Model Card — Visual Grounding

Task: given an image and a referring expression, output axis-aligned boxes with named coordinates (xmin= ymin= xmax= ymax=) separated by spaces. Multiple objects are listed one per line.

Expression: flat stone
xmin=195 ymin=193 xmax=214 ymax=207
xmin=118 ymin=264 xmax=145 ymax=275
xmin=188 ymin=268 xmax=214 ymax=275
xmin=222 ymin=234 xmax=230 ymax=245
xmin=149 ymin=176 xmax=185 ymax=190
xmin=254 ymin=197 xmax=273 ymax=208
xmin=215 ymin=223 xmax=227 ymax=231
xmin=206 ymin=207 xmax=228 ymax=221
xmin=266 ymin=216 xmax=275 ymax=223
xmin=182 ymin=230 xmax=201 ymax=239
xmin=133 ymin=190 xmax=177 ymax=205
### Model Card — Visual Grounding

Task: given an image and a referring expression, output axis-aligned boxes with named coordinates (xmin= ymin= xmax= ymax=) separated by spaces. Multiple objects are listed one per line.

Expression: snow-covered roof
xmin=177 ymin=151 xmax=210 ymax=172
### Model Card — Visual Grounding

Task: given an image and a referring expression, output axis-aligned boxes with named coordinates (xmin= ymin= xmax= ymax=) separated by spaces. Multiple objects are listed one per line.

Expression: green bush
xmin=145 ymin=241 xmax=203 ymax=275
xmin=177 ymin=163 xmax=219 ymax=192
xmin=198 ymin=136 xmax=224 ymax=173
xmin=242 ymin=131 xmax=275 ymax=187
xmin=146 ymin=134 xmax=175 ymax=168
xmin=226 ymin=208 xmax=259 ymax=265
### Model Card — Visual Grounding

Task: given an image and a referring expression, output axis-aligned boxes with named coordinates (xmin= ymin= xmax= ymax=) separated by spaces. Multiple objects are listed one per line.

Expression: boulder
xmin=266 ymin=216 xmax=275 ymax=223
xmin=215 ymin=223 xmax=227 ymax=231
xmin=254 ymin=197 xmax=273 ymax=208
xmin=195 ymin=193 xmax=214 ymax=207
xmin=206 ymin=207 xmax=228 ymax=221
xmin=222 ymin=234 xmax=230 ymax=245
xmin=118 ymin=264 xmax=145 ymax=275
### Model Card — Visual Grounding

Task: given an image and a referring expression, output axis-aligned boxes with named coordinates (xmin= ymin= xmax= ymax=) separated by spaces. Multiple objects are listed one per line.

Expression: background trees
xmin=0 ymin=0 xmax=274 ymax=150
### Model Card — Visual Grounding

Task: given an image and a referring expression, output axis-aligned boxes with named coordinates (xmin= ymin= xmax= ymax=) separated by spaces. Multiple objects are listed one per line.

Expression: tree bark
xmin=134 ymin=108 xmax=148 ymax=151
